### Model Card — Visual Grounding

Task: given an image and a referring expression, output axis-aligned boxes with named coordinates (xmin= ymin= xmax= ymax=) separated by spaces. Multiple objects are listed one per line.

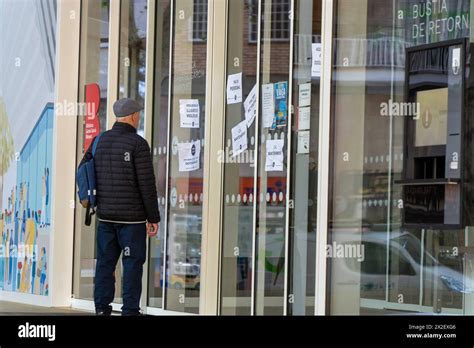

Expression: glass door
xmin=254 ymin=0 xmax=293 ymax=316
xmin=147 ymin=0 xmax=172 ymax=309
xmin=288 ymin=0 xmax=322 ymax=316
xmin=73 ymin=0 xmax=110 ymax=302
xmin=164 ymin=0 xmax=209 ymax=314
xmin=219 ymin=0 xmax=323 ymax=316
xmin=219 ymin=0 xmax=259 ymax=315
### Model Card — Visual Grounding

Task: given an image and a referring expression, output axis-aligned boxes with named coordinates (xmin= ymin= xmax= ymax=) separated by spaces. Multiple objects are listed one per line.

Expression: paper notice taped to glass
xmin=265 ymin=139 xmax=284 ymax=172
xmin=179 ymin=99 xmax=200 ymax=128
xmin=298 ymin=107 xmax=311 ymax=131
xmin=299 ymin=83 xmax=311 ymax=107
xmin=262 ymin=83 xmax=275 ymax=128
xmin=227 ymin=72 xmax=243 ymax=104
xmin=231 ymin=120 xmax=248 ymax=157
xmin=312 ymin=43 xmax=322 ymax=78
xmin=297 ymin=131 xmax=310 ymax=154
xmin=244 ymin=84 xmax=257 ymax=128
xmin=178 ymin=140 xmax=201 ymax=172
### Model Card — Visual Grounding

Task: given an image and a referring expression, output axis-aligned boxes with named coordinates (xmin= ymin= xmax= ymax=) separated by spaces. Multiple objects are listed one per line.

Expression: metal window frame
xmin=199 ymin=0 xmax=228 ymax=315
xmin=250 ymin=0 xmax=295 ymax=316
xmin=154 ymin=0 xmax=175 ymax=313
xmin=314 ymin=0 xmax=333 ymax=316
xmin=282 ymin=0 xmax=295 ymax=316
xmin=250 ymin=0 xmax=263 ymax=317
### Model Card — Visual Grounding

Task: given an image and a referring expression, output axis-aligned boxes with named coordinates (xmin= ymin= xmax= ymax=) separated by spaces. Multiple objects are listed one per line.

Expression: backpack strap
xmin=92 ymin=134 xmax=102 ymax=157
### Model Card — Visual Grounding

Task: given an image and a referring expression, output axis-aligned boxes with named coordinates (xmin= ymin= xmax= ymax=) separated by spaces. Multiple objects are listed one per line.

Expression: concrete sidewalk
xmin=0 ymin=301 xmax=92 ymax=315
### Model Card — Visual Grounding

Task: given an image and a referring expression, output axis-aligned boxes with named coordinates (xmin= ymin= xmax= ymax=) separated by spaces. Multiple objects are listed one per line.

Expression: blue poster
xmin=272 ymin=81 xmax=288 ymax=129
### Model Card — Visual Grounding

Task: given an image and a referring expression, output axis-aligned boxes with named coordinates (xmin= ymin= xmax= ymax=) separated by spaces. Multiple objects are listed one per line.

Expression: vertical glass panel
xmin=73 ymin=0 xmax=110 ymax=300
xmin=329 ymin=0 xmax=473 ymax=316
xmin=422 ymin=230 xmax=464 ymax=311
xmin=288 ymin=0 xmax=322 ymax=316
xmin=220 ymin=0 xmax=259 ymax=316
xmin=109 ymin=0 xmax=149 ymax=305
xmin=255 ymin=0 xmax=292 ymax=315
xmin=165 ymin=0 xmax=208 ymax=314
xmin=118 ymin=0 xmax=148 ymax=137
xmin=147 ymin=0 xmax=172 ymax=308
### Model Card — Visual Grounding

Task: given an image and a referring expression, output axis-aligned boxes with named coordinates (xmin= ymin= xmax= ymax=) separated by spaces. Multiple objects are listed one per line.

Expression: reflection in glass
xmin=118 ymin=0 xmax=148 ymax=137
xmin=220 ymin=0 xmax=258 ymax=316
xmin=287 ymin=0 xmax=321 ymax=316
xmin=255 ymin=0 xmax=292 ymax=315
xmin=147 ymin=0 xmax=171 ymax=309
xmin=73 ymin=0 xmax=110 ymax=300
xmin=165 ymin=0 xmax=208 ymax=314
xmin=329 ymin=0 xmax=474 ymax=316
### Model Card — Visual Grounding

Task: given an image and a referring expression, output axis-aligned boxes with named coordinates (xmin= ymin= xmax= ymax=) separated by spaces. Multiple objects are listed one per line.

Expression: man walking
xmin=80 ymin=98 xmax=160 ymax=316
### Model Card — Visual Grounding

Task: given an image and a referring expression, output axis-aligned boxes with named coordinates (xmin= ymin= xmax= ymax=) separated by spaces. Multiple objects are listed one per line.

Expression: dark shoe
xmin=95 ymin=305 xmax=113 ymax=316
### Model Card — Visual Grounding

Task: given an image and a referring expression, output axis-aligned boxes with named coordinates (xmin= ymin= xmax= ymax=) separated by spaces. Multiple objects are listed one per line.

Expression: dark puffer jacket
xmin=79 ymin=122 xmax=160 ymax=224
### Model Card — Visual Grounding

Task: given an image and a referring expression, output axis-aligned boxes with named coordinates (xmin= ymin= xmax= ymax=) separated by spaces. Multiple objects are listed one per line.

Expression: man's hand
xmin=147 ymin=223 xmax=159 ymax=237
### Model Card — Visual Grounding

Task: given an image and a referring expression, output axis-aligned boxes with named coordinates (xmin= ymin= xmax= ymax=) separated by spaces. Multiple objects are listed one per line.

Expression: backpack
xmin=77 ymin=134 xmax=102 ymax=226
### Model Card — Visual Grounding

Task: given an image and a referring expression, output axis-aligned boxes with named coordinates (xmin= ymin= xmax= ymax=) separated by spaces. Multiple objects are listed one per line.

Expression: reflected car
xmin=333 ymin=230 xmax=473 ymax=311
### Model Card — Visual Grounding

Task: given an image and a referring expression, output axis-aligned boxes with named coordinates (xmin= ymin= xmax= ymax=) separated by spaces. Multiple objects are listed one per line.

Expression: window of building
xmin=189 ymin=0 xmax=208 ymax=42
xmin=248 ymin=0 xmax=291 ymax=43
xmin=328 ymin=0 xmax=473 ymax=316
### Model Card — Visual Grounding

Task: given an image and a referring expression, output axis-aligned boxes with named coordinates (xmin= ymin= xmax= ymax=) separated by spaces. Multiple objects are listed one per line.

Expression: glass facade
xmin=118 ymin=0 xmax=148 ymax=137
xmin=220 ymin=0 xmax=258 ymax=315
xmin=147 ymin=0 xmax=171 ymax=310
xmin=288 ymin=0 xmax=322 ymax=316
xmin=164 ymin=0 xmax=208 ymax=314
xmin=328 ymin=0 xmax=474 ymax=315
xmin=66 ymin=0 xmax=474 ymax=316
xmin=73 ymin=0 xmax=110 ymax=301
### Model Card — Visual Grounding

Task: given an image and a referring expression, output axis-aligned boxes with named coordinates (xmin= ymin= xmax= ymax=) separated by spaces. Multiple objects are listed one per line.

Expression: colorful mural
xmin=0 ymin=104 xmax=53 ymax=295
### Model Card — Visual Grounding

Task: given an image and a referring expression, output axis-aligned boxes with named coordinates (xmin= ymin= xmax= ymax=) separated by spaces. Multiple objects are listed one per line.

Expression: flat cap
xmin=113 ymin=98 xmax=144 ymax=118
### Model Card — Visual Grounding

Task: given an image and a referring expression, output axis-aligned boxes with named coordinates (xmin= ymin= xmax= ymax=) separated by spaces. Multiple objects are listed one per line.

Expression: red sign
xmin=84 ymin=83 xmax=101 ymax=152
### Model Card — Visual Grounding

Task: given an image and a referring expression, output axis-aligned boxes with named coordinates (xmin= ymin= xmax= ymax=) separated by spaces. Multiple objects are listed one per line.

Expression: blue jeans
xmin=94 ymin=221 xmax=147 ymax=315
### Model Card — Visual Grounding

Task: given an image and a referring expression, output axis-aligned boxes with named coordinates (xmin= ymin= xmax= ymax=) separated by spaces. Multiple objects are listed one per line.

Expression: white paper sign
xmin=452 ymin=47 xmax=461 ymax=75
xmin=231 ymin=120 xmax=248 ymax=157
xmin=262 ymin=83 xmax=275 ymax=128
xmin=244 ymin=84 xmax=257 ymax=128
xmin=227 ymin=72 xmax=243 ymax=104
xmin=298 ymin=107 xmax=311 ymax=131
xmin=299 ymin=83 xmax=311 ymax=107
xmin=178 ymin=140 xmax=201 ymax=172
xmin=265 ymin=139 xmax=284 ymax=172
xmin=179 ymin=99 xmax=200 ymax=128
xmin=298 ymin=131 xmax=310 ymax=154
xmin=312 ymin=43 xmax=322 ymax=78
